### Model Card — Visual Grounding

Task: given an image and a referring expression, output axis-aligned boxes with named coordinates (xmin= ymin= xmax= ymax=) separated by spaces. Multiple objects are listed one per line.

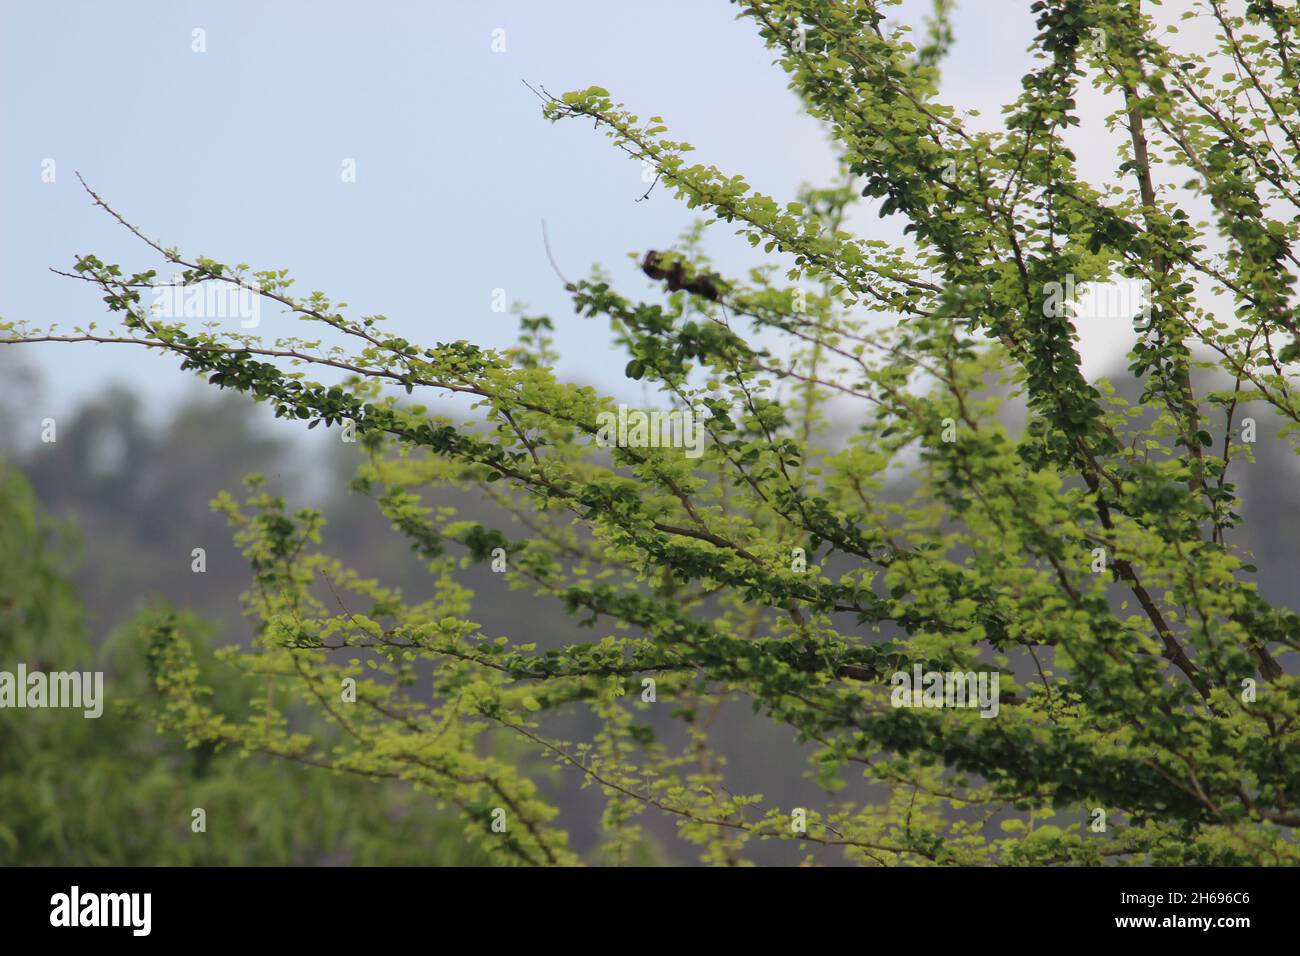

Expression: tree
xmin=4 ymin=0 xmax=1299 ymax=865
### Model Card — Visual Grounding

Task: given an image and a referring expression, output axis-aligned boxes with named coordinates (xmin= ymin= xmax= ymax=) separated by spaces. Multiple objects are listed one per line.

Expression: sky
xmin=2 ymin=0 xmax=1214 ymax=432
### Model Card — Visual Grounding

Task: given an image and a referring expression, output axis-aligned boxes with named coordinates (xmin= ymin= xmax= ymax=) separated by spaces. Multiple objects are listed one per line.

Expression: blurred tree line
xmin=0 ymin=355 xmax=495 ymax=864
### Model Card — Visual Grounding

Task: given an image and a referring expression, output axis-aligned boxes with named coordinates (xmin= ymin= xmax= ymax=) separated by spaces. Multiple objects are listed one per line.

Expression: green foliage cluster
xmin=0 ymin=463 xmax=487 ymax=865
xmin=4 ymin=0 xmax=1300 ymax=865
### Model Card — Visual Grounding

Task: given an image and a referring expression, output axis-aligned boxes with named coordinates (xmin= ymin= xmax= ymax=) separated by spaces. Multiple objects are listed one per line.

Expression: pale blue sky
xmin=3 ymin=0 xmax=1050 ymax=427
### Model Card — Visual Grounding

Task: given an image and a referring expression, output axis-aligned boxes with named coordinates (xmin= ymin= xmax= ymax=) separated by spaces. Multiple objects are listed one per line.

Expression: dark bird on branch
xmin=641 ymin=250 xmax=723 ymax=301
